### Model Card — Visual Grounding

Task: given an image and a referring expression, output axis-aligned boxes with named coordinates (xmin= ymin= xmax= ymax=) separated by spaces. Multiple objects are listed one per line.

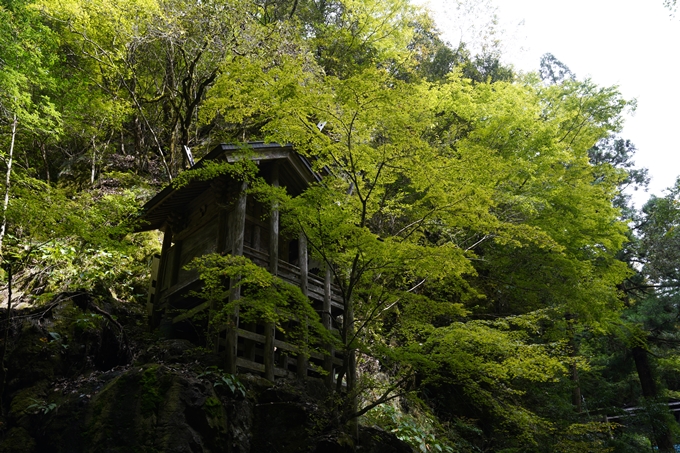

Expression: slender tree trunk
xmin=0 ymin=263 xmax=12 ymax=411
xmin=632 ymin=346 xmax=675 ymax=453
xmin=342 ymin=289 xmax=359 ymax=441
xmin=40 ymin=141 xmax=50 ymax=183
xmin=0 ymin=115 xmax=17 ymax=413
xmin=565 ymin=313 xmax=582 ymax=413
xmin=0 ymin=114 xmax=17 ymax=256
xmin=91 ymin=137 xmax=97 ymax=186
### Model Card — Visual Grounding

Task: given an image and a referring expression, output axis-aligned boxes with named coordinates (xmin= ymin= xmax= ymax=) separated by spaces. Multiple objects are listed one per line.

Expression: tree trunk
xmin=0 ymin=263 xmax=13 ymax=411
xmin=632 ymin=345 xmax=675 ymax=452
xmin=565 ymin=313 xmax=581 ymax=413
xmin=40 ymin=141 xmax=50 ymax=183
xmin=91 ymin=137 xmax=97 ymax=186
xmin=0 ymin=114 xmax=17 ymax=256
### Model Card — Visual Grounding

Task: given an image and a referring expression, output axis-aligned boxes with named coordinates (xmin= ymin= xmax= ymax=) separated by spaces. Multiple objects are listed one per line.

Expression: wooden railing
xmin=164 ymin=245 xmax=344 ymax=385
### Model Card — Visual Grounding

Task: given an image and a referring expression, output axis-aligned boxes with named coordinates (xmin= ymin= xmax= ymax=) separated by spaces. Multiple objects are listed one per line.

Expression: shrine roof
xmin=136 ymin=143 xmax=319 ymax=232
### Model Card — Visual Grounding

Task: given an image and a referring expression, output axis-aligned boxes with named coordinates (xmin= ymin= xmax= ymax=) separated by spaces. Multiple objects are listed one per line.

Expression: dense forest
xmin=2 ymin=0 xmax=680 ymax=451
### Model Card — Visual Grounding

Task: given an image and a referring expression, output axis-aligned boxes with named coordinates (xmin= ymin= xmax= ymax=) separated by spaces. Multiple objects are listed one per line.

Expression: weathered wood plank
xmin=236 ymin=328 xmax=265 ymax=343
xmin=236 ymin=357 xmax=265 ymax=373
xmin=172 ymin=301 xmax=210 ymax=324
xmin=226 ymin=182 xmax=247 ymax=375
xmin=297 ymin=233 xmax=309 ymax=378
xmin=269 ymin=167 xmax=279 ymax=275
xmin=217 ymin=208 xmax=229 ymax=254
xmin=236 ymin=357 xmax=291 ymax=378
xmin=264 ymin=323 xmax=275 ymax=381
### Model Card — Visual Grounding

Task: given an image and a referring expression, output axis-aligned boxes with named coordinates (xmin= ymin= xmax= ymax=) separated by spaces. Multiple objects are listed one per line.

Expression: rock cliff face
xmin=0 ymin=297 xmax=412 ymax=453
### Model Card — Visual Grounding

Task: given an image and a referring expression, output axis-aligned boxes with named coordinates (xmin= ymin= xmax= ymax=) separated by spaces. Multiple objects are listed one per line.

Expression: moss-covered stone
xmin=0 ymin=427 xmax=36 ymax=453
xmin=0 ymin=299 xmax=412 ymax=453
xmin=8 ymin=381 xmax=50 ymax=429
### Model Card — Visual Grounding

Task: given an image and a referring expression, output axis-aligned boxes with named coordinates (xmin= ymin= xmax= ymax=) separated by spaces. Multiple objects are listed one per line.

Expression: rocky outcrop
xmin=0 ymin=298 xmax=413 ymax=453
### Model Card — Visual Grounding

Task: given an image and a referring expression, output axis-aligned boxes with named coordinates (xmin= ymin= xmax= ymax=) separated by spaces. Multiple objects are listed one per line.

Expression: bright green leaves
xmin=186 ymin=253 xmax=332 ymax=351
xmin=202 ymin=38 xmax=321 ymax=137
xmin=540 ymin=78 xmax=632 ymax=153
xmin=414 ymin=318 xmax=567 ymax=446
xmin=172 ymin=159 xmax=259 ymax=190
xmin=0 ymin=1 xmax=60 ymax=134
xmin=0 ymin=0 xmax=645 ymax=448
xmin=0 ymin=178 xmax=151 ymax=300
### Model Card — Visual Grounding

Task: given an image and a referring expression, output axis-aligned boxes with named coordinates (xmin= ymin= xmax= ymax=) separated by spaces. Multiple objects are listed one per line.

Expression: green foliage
xmin=198 ymin=366 xmax=246 ymax=397
xmin=186 ymin=253 xmax=334 ymax=353
xmin=0 ymin=0 xmax=657 ymax=450
xmin=364 ymin=404 xmax=455 ymax=453
xmin=25 ymin=398 xmax=57 ymax=415
xmin=411 ymin=317 xmax=568 ymax=446
xmin=171 ymin=158 xmax=259 ymax=190
xmin=73 ymin=313 xmax=105 ymax=332
xmin=0 ymin=178 xmax=155 ymax=301
xmin=550 ymin=422 xmax=615 ymax=453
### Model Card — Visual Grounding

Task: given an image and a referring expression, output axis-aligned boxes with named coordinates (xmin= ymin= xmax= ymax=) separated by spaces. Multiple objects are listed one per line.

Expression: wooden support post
xmin=264 ymin=168 xmax=279 ymax=381
xmin=217 ymin=208 xmax=229 ymax=254
xmin=151 ymin=226 xmax=173 ymax=329
xmin=323 ymin=265 xmax=334 ymax=389
xmin=169 ymin=240 xmax=182 ymax=289
xmin=299 ymin=233 xmax=308 ymax=295
xmin=269 ymin=167 xmax=279 ymax=276
xmin=211 ymin=208 xmax=230 ymax=352
xmin=243 ymin=322 xmax=257 ymax=362
xmin=264 ymin=326 xmax=275 ymax=381
xmin=297 ymin=232 xmax=308 ymax=379
xmin=226 ymin=181 xmax=247 ymax=375
xmin=232 ymin=181 xmax=247 ymax=257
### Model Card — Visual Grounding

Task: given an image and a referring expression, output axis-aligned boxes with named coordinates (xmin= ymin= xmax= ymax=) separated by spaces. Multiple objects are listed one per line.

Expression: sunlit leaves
xmin=186 ymin=253 xmax=333 ymax=351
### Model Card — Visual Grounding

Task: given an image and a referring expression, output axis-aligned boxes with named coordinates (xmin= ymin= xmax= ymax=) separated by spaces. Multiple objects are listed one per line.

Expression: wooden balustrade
xmin=165 ymin=244 xmax=344 ymax=384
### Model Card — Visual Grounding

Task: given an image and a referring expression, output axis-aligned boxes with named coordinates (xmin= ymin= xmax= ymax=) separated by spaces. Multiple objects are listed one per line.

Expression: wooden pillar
xmin=299 ymin=233 xmax=308 ymax=295
xmin=151 ymin=227 xmax=173 ymax=329
xmin=217 ymin=209 xmax=229 ymax=254
xmin=297 ymin=233 xmax=308 ymax=379
xmin=268 ymin=167 xmax=279 ymax=275
xmin=264 ymin=168 xmax=279 ymax=381
xmin=213 ymin=176 xmax=231 ymax=255
xmin=207 ymin=209 xmax=229 ymax=352
xmin=323 ymin=265 xmax=334 ymax=389
xmin=226 ymin=181 xmax=247 ymax=375
xmin=232 ymin=181 xmax=248 ymax=257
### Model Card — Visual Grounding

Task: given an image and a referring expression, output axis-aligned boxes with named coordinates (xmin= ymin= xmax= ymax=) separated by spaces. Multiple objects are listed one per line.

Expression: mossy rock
xmin=83 ymin=365 xmax=229 ymax=452
xmin=6 ymin=323 xmax=61 ymax=390
xmin=0 ymin=427 xmax=36 ymax=453
xmin=8 ymin=382 xmax=49 ymax=425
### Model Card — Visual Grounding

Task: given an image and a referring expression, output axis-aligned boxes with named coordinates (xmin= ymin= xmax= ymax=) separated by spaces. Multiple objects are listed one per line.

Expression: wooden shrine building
xmin=138 ymin=143 xmax=343 ymax=383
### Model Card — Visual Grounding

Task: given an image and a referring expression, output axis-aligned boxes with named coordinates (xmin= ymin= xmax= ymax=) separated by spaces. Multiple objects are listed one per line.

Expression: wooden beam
xmin=226 ymin=181 xmax=248 ymax=374
xmin=264 ymin=325 xmax=275 ymax=381
xmin=264 ymin=168 xmax=279 ymax=381
xmin=231 ymin=181 xmax=247 ymax=257
xmin=217 ymin=208 xmax=229 ymax=254
xmin=269 ymin=166 xmax=279 ymax=275
xmin=172 ymin=301 xmax=210 ymax=324
xmin=235 ymin=357 xmax=292 ymax=378
xmin=297 ymin=232 xmax=309 ymax=379
xmin=214 ymin=194 xmax=230 ymax=352
xmin=299 ymin=233 xmax=308 ymax=296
